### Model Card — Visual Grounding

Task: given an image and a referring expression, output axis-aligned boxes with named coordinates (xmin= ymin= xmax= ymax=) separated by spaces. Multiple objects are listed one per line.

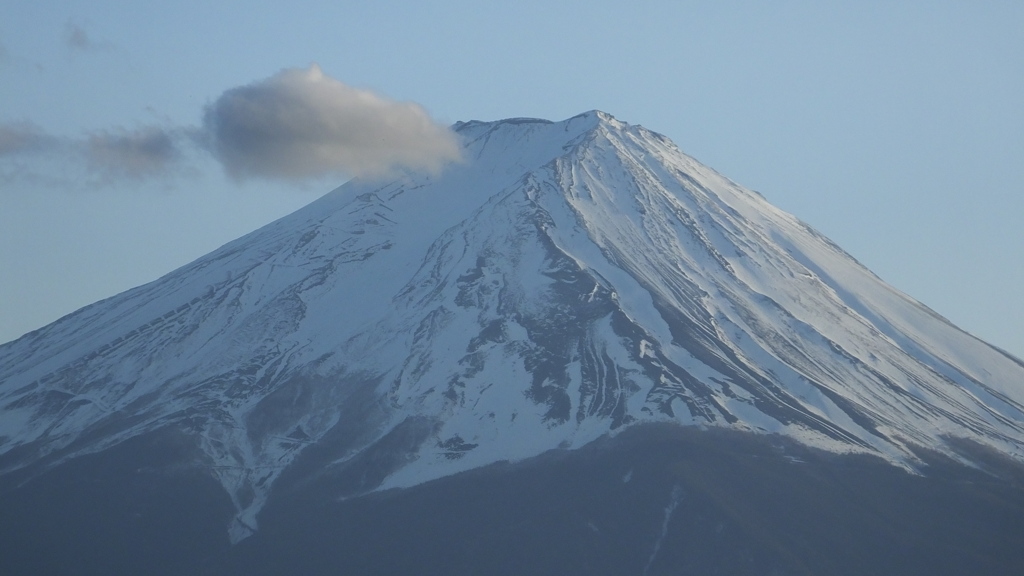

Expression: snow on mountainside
xmin=2 ymin=111 xmax=1024 ymax=541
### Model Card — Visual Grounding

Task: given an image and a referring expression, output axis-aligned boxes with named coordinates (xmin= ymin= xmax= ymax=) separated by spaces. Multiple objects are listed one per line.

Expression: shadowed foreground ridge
xmin=2 ymin=425 xmax=1023 ymax=575
xmin=1 ymin=112 xmax=1023 ymax=574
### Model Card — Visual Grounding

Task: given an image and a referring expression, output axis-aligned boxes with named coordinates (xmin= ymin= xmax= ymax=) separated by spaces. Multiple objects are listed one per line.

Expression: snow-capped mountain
xmin=2 ymin=111 xmax=1023 ymax=545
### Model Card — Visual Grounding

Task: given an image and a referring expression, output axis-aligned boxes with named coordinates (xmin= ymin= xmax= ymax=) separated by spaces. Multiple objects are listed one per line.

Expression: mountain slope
xmin=1 ymin=111 xmax=1023 ymax=544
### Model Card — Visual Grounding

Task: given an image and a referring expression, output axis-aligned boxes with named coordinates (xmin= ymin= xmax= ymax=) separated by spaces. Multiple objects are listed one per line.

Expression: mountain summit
xmin=2 ymin=112 xmax=1024 ymax=572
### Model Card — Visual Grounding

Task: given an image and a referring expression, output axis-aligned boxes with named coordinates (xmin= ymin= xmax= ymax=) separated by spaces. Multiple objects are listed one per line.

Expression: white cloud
xmin=202 ymin=65 xmax=461 ymax=181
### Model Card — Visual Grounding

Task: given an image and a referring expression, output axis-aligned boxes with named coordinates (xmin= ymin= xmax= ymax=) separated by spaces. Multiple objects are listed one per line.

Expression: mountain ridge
xmin=2 ymin=111 xmax=1023 ymax=543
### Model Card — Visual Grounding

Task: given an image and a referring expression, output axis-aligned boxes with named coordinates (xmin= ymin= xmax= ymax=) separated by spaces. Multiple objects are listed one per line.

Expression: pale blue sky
xmin=1 ymin=1 xmax=1022 ymax=358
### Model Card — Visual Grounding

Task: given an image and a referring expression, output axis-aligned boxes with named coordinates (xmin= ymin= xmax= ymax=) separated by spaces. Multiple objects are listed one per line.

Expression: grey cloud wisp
xmin=85 ymin=126 xmax=182 ymax=180
xmin=0 ymin=122 xmax=186 ymax=181
xmin=0 ymin=66 xmax=460 ymax=186
xmin=64 ymin=22 xmax=112 ymax=52
xmin=0 ymin=122 xmax=57 ymax=156
xmin=203 ymin=65 xmax=462 ymax=181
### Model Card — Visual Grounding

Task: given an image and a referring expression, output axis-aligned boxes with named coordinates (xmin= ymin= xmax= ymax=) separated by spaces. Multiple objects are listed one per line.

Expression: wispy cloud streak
xmin=1 ymin=65 xmax=460 ymax=187
xmin=63 ymin=23 xmax=112 ymax=52
xmin=84 ymin=126 xmax=183 ymax=180
xmin=0 ymin=122 xmax=58 ymax=156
